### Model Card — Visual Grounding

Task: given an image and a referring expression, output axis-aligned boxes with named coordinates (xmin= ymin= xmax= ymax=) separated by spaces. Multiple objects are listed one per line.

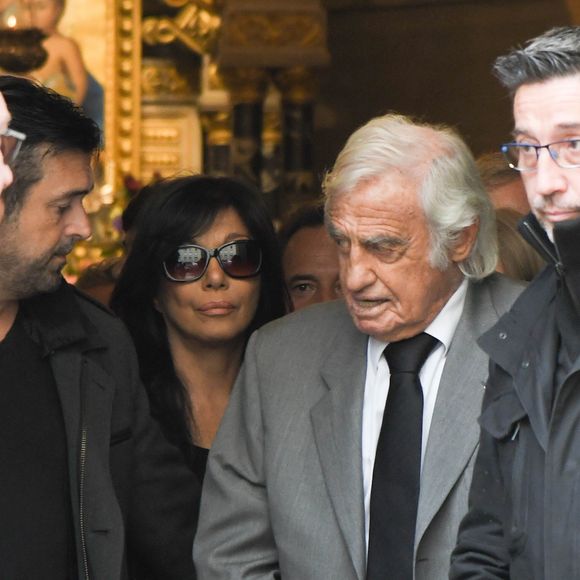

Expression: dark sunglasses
xmin=163 ymin=239 xmax=263 ymax=283
xmin=0 ymin=127 xmax=26 ymax=165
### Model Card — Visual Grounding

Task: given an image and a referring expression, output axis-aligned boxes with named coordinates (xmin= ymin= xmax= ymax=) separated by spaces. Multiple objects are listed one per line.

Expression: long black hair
xmin=111 ymin=175 xmax=288 ymax=453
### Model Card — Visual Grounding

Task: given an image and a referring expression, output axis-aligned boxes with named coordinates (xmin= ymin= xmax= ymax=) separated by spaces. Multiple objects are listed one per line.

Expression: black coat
xmin=451 ymin=215 xmax=580 ymax=580
xmin=21 ymin=281 xmax=200 ymax=580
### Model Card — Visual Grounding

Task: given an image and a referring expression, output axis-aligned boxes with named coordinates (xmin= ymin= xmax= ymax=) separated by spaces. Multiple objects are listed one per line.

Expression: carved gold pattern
xmin=263 ymin=110 xmax=281 ymax=145
xmin=142 ymin=2 xmax=221 ymax=55
xmin=201 ymin=111 xmax=232 ymax=146
xmin=274 ymin=66 xmax=318 ymax=103
xmin=141 ymin=58 xmax=190 ymax=98
xmin=226 ymin=13 xmax=324 ymax=49
xmin=220 ymin=67 xmax=269 ymax=103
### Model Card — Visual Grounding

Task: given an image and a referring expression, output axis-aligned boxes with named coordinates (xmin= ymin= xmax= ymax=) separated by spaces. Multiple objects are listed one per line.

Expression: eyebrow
xmin=326 ymin=222 xmax=342 ymax=240
xmin=512 ymin=122 xmax=580 ymax=139
xmin=49 ymin=187 xmax=93 ymax=204
xmin=191 ymin=232 xmax=250 ymax=244
xmin=287 ymin=274 xmax=318 ymax=283
xmin=362 ymin=234 xmax=408 ymax=249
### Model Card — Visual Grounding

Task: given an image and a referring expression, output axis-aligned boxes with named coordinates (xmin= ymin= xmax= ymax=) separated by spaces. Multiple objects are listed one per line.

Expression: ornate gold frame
xmin=106 ymin=0 xmax=142 ymax=189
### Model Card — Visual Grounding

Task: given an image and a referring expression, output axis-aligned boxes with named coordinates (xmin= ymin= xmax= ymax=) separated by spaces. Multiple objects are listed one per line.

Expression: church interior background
xmin=0 ymin=0 xmax=575 ymax=278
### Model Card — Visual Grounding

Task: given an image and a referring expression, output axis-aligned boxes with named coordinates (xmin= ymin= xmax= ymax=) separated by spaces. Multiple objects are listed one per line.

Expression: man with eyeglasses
xmin=0 ymin=75 xmax=199 ymax=579
xmin=451 ymin=27 xmax=580 ymax=580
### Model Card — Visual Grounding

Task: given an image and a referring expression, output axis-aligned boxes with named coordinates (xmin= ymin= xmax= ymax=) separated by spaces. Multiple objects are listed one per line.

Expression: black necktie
xmin=366 ymin=332 xmax=439 ymax=580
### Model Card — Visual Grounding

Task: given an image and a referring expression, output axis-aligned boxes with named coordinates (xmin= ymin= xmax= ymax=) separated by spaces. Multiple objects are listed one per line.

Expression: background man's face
xmin=283 ymin=225 xmax=341 ymax=311
xmin=327 ymin=173 xmax=466 ymax=343
xmin=0 ymin=150 xmax=93 ymax=300
xmin=514 ymin=74 xmax=580 ymax=238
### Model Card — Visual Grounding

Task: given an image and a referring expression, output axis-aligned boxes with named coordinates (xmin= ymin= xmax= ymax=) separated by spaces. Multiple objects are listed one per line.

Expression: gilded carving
xmin=225 ymin=13 xmax=324 ymax=49
xmin=274 ymin=67 xmax=318 ymax=103
xmin=220 ymin=67 xmax=268 ymax=103
xmin=141 ymin=58 xmax=190 ymax=98
xmin=107 ymin=0 xmax=142 ymax=184
xmin=142 ymin=2 xmax=221 ymax=55
xmin=201 ymin=111 xmax=232 ymax=147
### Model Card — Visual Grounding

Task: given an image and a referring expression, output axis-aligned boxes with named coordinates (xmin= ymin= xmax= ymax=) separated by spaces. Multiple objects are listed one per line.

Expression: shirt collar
xmin=368 ymin=277 xmax=468 ymax=367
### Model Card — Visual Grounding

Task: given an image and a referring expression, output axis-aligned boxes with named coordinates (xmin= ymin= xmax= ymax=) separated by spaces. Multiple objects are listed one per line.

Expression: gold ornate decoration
xmin=220 ymin=66 xmax=268 ymax=104
xmin=106 ymin=0 xmax=142 ymax=187
xmin=201 ymin=111 xmax=232 ymax=146
xmin=274 ymin=66 xmax=318 ymax=104
xmin=227 ymin=12 xmax=324 ymax=49
xmin=142 ymin=58 xmax=190 ymax=98
xmin=142 ymin=1 xmax=221 ymax=55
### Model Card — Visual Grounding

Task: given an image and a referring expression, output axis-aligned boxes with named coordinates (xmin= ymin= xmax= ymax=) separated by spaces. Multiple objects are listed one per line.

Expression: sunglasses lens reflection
xmin=164 ymin=240 xmax=262 ymax=282
xmin=219 ymin=241 xmax=262 ymax=278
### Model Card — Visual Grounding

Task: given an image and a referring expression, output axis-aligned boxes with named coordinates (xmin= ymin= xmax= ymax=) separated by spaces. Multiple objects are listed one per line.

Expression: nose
xmin=0 ymin=153 xmax=13 ymax=192
xmin=203 ymin=256 xmax=228 ymax=289
xmin=341 ymin=247 xmax=375 ymax=294
xmin=65 ymin=199 xmax=91 ymax=241
xmin=532 ymin=146 xmax=567 ymax=199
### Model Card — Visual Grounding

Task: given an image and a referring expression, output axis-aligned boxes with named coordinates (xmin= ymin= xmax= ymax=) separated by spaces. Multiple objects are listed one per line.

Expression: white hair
xmin=322 ymin=113 xmax=497 ymax=279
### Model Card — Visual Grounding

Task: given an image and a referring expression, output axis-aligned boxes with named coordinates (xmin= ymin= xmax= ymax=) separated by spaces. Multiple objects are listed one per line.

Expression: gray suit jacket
xmin=194 ymin=274 xmax=523 ymax=580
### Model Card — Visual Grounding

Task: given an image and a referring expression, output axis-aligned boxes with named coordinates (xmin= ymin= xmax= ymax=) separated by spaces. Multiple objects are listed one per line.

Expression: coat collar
xmin=20 ymin=279 xmax=107 ymax=356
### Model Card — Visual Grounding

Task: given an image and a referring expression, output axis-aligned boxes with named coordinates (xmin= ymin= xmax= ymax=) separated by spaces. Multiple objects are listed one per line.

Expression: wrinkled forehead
xmin=513 ymin=74 xmax=580 ymax=137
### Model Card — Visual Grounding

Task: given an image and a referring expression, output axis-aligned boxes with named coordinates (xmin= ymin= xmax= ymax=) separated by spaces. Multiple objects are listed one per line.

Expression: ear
xmin=449 ymin=220 xmax=479 ymax=264
xmin=153 ymin=296 xmax=162 ymax=313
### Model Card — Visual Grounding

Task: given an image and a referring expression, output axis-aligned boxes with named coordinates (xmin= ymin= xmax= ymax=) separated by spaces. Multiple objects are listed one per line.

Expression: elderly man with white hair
xmin=194 ymin=113 xmax=523 ymax=580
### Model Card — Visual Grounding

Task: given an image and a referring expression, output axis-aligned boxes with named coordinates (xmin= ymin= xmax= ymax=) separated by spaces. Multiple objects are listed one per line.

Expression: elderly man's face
xmin=514 ymin=74 xmax=580 ymax=238
xmin=327 ymin=173 xmax=468 ymax=342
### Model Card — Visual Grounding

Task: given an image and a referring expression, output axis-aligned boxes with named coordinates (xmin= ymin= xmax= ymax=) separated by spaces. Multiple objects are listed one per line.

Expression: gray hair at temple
xmin=493 ymin=26 xmax=580 ymax=96
xmin=322 ymin=113 xmax=497 ymax=280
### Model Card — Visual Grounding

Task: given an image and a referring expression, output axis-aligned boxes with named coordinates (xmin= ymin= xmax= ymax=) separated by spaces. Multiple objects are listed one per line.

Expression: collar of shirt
xmin=366 ymin=277 xmax=469 ymax=365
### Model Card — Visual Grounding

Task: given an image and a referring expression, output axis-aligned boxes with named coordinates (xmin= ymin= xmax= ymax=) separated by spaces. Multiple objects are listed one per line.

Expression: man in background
xmin=0 ymin=75 xmax=199 ymax=580
xmin=477 ymin=151 xmax=530 ymax=214
xmin=279 ymin=202 xmax=341 ymax=311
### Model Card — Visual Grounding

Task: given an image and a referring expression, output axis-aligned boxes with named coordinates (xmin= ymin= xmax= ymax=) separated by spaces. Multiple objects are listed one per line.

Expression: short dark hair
xmin=493 ymin=26 xmax=580 ymax=96
xmin=278 ymin=200 xmax=325 ymax=253
xmin=111 ymin=175 xmax=289 ymax=454
xmin=0 ymin=75 xmax=101 ymax=217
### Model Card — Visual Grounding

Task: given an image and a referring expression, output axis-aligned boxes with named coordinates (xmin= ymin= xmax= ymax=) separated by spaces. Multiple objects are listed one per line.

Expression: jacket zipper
xmin=79 ymin=392 xmax=90 ymax=580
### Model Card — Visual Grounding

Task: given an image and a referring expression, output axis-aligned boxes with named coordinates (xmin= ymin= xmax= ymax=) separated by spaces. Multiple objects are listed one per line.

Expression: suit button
xmin=521 ymin=360 xmax=530 ymax=369
xmin=499 ymin=331 xmax=507 ymax=340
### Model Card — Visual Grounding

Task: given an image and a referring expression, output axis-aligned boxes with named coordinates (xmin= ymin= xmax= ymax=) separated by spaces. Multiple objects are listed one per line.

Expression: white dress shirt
xmin=361 ymin=278 xmax=468 ymax=549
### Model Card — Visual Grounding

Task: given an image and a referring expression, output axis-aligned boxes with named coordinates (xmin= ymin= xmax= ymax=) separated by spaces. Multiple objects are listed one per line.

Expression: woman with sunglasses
xmin=111 ymin=175 xmax=288 ymax=481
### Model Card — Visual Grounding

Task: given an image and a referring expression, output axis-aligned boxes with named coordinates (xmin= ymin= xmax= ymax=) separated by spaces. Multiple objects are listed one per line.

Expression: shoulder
xmin=255 ymin=299 xmax=353 ymax=344
xmin=469 ymin=273 xmax=526 ymax=314
xmin=246 ymin=300 xmax=359 ymax=364
xmin=72 ymin=286 xmax=134 ymax=349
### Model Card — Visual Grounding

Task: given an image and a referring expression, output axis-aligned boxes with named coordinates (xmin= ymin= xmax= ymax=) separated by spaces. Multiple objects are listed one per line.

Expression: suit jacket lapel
xmin=415 ymin=280 xmax=494 ymax=545
xmin=311 ymin=314 xmax=368 ymax=580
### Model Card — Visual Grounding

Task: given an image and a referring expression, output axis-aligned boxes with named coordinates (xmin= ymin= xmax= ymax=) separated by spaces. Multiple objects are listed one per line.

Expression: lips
xmin=198 ymin=301 xmax=235 ymax=314
xmin=348 ymin=297 xmax=389 ymax=317
xmin=542 ymin=209 xmax=580 ymax=222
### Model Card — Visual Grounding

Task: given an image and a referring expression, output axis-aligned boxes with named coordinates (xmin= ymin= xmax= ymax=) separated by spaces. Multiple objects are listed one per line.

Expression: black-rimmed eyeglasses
xmin=163 ymin=239 xmax=263 ymax=283
xmin=501 ymin=139 xmax=580 ymax=172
